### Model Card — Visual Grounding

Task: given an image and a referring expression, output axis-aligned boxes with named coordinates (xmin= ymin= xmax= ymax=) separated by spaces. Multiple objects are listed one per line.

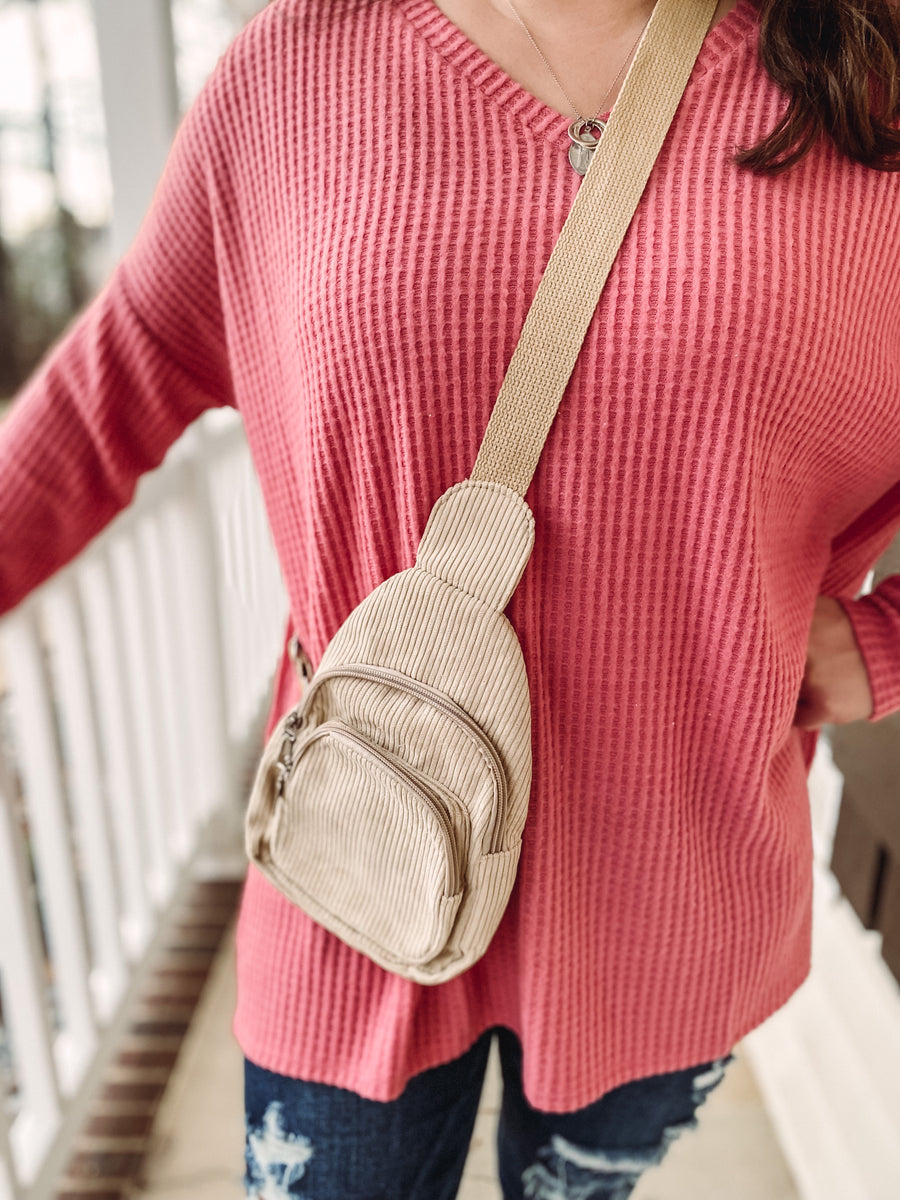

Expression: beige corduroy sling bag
xmin=245 ymin=0 xmax=718 ymax=984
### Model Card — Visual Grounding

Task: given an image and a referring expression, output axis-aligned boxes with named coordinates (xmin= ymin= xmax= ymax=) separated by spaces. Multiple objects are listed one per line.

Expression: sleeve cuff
xmin=837 ymin=592 xmax=900 ymax=721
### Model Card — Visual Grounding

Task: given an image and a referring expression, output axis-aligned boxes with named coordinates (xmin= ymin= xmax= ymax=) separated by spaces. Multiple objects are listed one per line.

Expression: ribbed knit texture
xmin=470 ymin=0 xmax=717 ymax=495
xmin=246 ymin=477 xmax=540 ymax=981
xmin=3 ymin=0 xmax=900 ymax=1109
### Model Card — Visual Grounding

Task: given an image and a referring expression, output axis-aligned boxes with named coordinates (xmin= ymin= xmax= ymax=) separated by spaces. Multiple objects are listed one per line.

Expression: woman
xmin=1 ymin=0 xmax=899 ymax=1196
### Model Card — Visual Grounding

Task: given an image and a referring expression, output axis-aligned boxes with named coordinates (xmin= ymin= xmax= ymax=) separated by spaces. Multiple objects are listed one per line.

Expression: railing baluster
xmin=137 ymin=506 xmax=193 ymax=863
xmin=0 ymin=752 xmax=60 ymax=1190
xmin=77 ymin=554 xmax=154 ymax=960
xmin=214 ymin=466 xmax=242 ymax=740
xmin=163 ymin=492 xmax=206 ymax=831
xmin=40 ymin=578 xmax=128 ymax=1021
xmin=107 ymin=532 xmax=175 ymax=908
xmin=161 ymin=500 xmax=209 ymax=825
xmin=241 ymin=460 xmax=257 ymax=698
xmin=0 ymin=609 xmax=97 ymax=1096
xmin=181 ymin=419 xmax=242 ymax=815
xmin=231 ymin=471 xmax=253 ymax=731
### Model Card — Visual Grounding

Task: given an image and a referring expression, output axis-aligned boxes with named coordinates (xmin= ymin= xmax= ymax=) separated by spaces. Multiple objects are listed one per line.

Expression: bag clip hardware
xmin=288 ymin=635 xmax=314 ymax=686
xmin=275 ymin=710 xmax=304 ymax=800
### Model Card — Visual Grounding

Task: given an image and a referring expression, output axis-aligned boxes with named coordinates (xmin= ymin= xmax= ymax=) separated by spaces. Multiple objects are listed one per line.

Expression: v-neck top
xmin=395 ymin=0 xmax=758 ymax=134
xmin=3 ymin=0 xmax=900 ymax=1109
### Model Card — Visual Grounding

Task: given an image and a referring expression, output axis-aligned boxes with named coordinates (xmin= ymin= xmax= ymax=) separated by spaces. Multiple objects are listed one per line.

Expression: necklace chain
xmin=503 ymin=0 xmax=649 ymax=124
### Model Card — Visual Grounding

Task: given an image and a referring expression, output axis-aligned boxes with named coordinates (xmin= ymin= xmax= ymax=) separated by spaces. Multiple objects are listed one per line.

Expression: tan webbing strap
xmin=469 ymin=0 xmax=718 ymax=497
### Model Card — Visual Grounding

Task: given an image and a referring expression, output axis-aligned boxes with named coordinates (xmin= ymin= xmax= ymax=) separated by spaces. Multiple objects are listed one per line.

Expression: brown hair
xmin=741 ymin=0 xmax=900 ymax=172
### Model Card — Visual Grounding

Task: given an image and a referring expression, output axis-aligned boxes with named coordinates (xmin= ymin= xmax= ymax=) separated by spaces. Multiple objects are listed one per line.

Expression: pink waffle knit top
xmin=4 ymin=0 xmax=900 ymax=1110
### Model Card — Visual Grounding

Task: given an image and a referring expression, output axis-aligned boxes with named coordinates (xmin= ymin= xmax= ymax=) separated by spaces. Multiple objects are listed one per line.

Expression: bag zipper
xmin=302 ymin=664 xmax=509 ymax=854
xmin=297 ymin=723 xmax=463 ymax=894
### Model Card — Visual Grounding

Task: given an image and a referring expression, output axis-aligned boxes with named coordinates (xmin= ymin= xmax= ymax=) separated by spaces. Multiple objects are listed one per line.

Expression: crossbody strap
xmin=469 ymin=0 xmax=719 ymax=497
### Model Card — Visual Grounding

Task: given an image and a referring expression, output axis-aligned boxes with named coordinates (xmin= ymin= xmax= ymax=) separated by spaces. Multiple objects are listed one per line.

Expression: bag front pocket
xmin=266 ymin=722 xmax=466 ymax=967
xmin=303 ymin=663 xmax=509 ymax=853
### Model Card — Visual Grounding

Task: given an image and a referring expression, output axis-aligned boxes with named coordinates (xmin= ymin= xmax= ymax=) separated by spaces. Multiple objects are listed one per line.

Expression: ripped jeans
xmin=244 ymin=1028 xmax=732 ymax=1200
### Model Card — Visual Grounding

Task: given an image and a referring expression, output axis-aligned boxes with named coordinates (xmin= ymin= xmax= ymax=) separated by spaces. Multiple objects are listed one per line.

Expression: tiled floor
xmin=131 ymin=928 xmax=800 ymax=1200
xmin=53 ymin=880 xmax=244 ymax=1200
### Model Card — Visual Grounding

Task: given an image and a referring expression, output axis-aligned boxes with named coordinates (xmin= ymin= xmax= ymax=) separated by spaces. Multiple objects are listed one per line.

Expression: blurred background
xmin=0 ymin=0 xmax=262 ymax=410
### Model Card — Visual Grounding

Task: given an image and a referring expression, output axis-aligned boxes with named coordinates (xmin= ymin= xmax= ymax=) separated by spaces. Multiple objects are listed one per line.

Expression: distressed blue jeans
xmin=244 ymin=1028 xmax=732 ymax=1199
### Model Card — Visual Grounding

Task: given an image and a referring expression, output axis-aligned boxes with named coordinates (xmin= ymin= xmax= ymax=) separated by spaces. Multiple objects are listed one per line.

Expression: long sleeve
xmin=827 ymin=484 xmax=900 ymax=723
xmin=0 ymin=73 xmax=234 ymax=618
xmin=839 ymin=580 xmax=900 ymax=720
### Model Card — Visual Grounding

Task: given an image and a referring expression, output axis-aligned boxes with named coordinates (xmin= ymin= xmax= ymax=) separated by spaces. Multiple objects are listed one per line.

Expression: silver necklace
xmin=504 ymin=0 xmax=651 ymax=175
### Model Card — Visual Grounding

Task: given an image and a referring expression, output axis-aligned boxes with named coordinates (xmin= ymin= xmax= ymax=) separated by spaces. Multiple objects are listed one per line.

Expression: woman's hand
xmin=794 ymin=595 xmax=874 ymax=729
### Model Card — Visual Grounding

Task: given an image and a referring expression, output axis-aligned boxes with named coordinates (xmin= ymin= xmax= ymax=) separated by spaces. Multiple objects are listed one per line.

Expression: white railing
xmin=0 ymin=410 xmax=286 ymax=1200
xmin=744 ymin=738 xmax=900 ymax=1200
xmin=3 ymin=408 xmax=900 ymax=1200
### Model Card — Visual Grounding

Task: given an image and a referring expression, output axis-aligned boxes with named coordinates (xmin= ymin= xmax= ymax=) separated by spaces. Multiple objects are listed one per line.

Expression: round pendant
xmin=567 ymin=117 xmax=607 ymax=177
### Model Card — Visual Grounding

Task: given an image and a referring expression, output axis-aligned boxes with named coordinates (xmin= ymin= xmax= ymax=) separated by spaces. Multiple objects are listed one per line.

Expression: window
xmin=0 ymin=0 xmax=112 ymax=403
xmin=0 ymin=0 xmax=268 ymax=408
xmin=171 ymin=0 xmax=268 ymax=109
